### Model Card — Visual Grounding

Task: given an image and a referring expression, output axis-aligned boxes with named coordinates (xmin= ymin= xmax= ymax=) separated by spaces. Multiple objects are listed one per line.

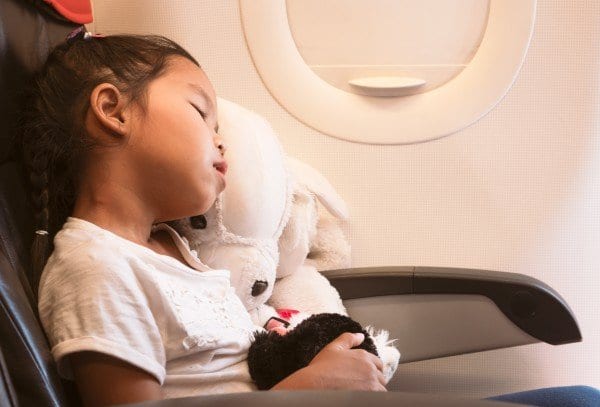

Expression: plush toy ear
xmin=285 ymin=157 xmax=349 ymax=220
xmin=216 ymin=98 xmax=291 ymax=239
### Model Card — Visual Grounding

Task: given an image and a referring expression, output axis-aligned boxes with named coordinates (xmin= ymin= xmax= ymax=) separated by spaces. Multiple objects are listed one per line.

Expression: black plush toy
xmin=247 ymin=313 xmax=378 ymax=390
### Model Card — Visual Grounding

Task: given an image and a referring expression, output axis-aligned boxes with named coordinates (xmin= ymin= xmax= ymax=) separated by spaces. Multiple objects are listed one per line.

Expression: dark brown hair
xmin=19 ymin=32 xmax=199 ymax=295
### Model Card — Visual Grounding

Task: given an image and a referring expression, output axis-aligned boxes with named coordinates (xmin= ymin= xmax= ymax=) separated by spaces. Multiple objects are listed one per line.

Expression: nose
xmin=214 ymin=135 xmax=227 ymax=156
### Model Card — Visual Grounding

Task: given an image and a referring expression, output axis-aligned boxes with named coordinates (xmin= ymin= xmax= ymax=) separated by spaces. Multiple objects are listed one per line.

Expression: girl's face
xmin=127 ymin=56 xmax=226 ymax=221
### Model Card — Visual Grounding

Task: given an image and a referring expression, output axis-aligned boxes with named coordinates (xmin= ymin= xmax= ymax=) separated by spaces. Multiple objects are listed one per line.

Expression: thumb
xmin=330 ymin=332 xmax=365 ymax=350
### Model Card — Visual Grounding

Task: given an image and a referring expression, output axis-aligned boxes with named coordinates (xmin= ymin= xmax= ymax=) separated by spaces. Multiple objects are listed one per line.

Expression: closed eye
xmin=192 ymin=104 xmax=207 ymax=120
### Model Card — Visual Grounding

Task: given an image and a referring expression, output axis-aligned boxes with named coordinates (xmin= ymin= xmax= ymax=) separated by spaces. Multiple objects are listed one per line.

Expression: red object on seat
xmin=44 ymin=0 xmax=93 ymax=24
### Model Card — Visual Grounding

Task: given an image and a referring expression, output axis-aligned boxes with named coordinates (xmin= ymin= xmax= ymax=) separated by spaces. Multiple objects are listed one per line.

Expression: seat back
xmin=0 ymin=0 xmax=80 ymax=405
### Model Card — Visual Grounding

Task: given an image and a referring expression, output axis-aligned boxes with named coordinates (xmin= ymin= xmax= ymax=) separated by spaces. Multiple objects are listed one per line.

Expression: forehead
xmin=159 ymin=56 xmax=216 ymax=101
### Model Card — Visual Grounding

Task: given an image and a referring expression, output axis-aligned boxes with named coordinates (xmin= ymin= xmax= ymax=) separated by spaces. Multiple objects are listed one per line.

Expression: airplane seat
xmin=0 ymin=0 xmax=582 ymax=406
xmin=0 ymin=1 xmax=83 ymax=406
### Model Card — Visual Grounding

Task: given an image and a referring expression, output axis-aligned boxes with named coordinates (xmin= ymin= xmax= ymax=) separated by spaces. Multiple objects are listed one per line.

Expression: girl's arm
xmin=69 ymin=351 xmax=162 ymax=407
xmin=69 ymin=332 xmax=385 ymax=406
xmin=271 ymin=332 xmax=387 ymax=391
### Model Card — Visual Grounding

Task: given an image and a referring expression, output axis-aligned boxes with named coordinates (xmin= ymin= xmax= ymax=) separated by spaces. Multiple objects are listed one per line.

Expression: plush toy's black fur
xmin=247 ymin=313 xmax=378 ymax=390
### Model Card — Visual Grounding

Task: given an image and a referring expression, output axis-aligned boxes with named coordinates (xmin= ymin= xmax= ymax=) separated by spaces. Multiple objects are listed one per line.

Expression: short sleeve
xmin=38 ymin=249 xmax=166 ymax=384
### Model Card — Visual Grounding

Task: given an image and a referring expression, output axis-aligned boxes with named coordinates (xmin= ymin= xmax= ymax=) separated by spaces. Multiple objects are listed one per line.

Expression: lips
xmin=213 ymin=160 xmax=228 ymax=176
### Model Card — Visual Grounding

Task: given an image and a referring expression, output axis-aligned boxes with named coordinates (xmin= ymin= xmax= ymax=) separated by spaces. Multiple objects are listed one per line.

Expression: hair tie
xmin=65 ymin=26 xmax=105 ymax=43
xmin=35 ymin=230 xmax=49 ymax=236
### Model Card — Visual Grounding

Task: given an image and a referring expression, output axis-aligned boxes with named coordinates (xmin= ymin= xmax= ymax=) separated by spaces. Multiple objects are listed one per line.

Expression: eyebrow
xmin=188 ymin=83 xmax=220 ymax=133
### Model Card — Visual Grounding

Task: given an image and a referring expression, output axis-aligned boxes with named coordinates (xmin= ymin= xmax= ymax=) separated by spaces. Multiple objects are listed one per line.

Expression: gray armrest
xmin=128 ymin=390 xmax=528 ymax=407
xmin=321 ymin=266 xmax=581 ymax=365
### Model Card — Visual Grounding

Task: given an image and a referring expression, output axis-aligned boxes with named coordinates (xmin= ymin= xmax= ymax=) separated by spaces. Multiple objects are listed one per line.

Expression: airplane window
xmin=240 ymin=0 xmax=535 ymax=144
xmin=286 ymin=0 xmax=490 ymax=96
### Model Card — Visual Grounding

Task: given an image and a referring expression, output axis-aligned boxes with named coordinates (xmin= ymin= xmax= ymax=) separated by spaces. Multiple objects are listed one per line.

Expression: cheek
xmin=164 ymin=129 xmax=209 ymax=169
xmin=184 ymin=154 xmax=218 ymax=193
xmin=135 ymin=103 xmax=216 ymax=185
xmin=184 ymin=145 xmax=213 ymax=178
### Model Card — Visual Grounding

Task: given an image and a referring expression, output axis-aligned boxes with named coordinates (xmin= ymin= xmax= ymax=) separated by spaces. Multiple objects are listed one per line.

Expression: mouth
xmin=213 ymin=160 xmax=228 ymax=176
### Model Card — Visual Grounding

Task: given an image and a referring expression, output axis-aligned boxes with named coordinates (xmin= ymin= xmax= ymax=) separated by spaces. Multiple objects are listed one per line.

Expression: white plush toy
xmin=171 ymin=98 xmax=400 ymax=382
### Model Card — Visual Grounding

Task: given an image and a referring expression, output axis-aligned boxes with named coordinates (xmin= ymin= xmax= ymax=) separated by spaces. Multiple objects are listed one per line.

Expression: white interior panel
xmin=90 ymin=0 xmax=600 ymax=398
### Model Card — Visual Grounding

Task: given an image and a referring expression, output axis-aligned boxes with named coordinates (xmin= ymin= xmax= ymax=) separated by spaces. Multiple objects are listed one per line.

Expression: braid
xmin=29 ymin=154 xmax=50 ymax=230
xmin=26 ymin=149 xmax=51 ymax=297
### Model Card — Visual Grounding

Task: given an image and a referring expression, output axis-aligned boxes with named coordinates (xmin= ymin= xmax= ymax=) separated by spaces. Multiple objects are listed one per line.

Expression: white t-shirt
xmin=38 ymin=216 xmax=260 ymax=398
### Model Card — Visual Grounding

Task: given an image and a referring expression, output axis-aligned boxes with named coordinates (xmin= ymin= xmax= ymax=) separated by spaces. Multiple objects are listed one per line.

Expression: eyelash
xmin=193 ymin=105 xmax=207 ymax=120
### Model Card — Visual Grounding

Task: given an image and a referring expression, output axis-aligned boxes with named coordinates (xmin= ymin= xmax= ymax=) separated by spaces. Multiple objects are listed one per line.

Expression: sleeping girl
xmin=21 ymin=31 xmax=386 ymax=406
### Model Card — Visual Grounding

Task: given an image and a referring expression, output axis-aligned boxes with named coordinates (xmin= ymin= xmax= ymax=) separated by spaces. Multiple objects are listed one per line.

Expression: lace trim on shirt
xmin=157 ymin=273 xmax=255 ymax=351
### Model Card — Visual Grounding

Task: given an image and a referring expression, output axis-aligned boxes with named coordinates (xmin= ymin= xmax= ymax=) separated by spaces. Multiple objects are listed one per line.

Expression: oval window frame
xmin=240 ymin=0 xmax=537 ymax=145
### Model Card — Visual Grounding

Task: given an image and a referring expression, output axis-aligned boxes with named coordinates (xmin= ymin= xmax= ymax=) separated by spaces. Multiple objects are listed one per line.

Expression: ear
xmin=88 ymin=83 xmax=130 ymax=138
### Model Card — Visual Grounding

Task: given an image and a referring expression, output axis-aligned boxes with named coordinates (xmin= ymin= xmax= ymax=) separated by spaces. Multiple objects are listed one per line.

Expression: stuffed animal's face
xmin=172 ymin=213 xmax=278 ymax=312
xmin=247 ymin=313 xmax=378 ymax=390
xmin=215 ymin=244 xmax=277 ymax=312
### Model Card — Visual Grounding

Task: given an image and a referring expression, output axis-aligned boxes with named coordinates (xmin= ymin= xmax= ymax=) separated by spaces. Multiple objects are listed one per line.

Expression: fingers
xmin=376 ymin=370 xmax=387 ymax=387
xmin=376 ymin=384 xmax=388 ymax=392
xmin=325 ymin=332 xmax=388 ymax=392
xmin=330 ymin=332 xmax=365 ymax=350
xmin=330 ymin=333 xmax=384 ymax=373
xmin=266 ymin=318 xmax=286 ymax=331
xmin=270 ymin=326 xmax=289 ymax=336
xmin=353 ymin=348 xmax=384 ymax=373
xmin=368 ymin=353 xmax=384 ymax=373
xmin=362 ymin=351 xmax=387 ymax=389
xmin=368 ymin=371 xmax=387 ymax=392
xmin=360 ymin=368 xmax=387 ymax=392
xmin=354 ymin=349 xmax=387 ymax=389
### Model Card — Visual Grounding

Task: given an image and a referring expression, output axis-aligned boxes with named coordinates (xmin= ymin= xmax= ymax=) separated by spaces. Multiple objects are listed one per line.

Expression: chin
xmin=194 ymin=202 xmax=214 ymax=216
xmin=200 ymin=195 xmax=219 ymax=214
xmin=173 ymin=197 xmax=214 ymax=220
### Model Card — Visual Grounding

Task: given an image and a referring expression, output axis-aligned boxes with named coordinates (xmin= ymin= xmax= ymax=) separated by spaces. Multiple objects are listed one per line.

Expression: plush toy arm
xmin=268 ymin=264 xmax=347 ymax=316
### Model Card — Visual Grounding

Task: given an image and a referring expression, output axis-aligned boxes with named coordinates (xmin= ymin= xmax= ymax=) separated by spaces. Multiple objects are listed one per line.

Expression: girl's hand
xmin=271 ymin=332 xmax=387 ymax=391
xmin=266 ymin=317 xmax=289 ymax=336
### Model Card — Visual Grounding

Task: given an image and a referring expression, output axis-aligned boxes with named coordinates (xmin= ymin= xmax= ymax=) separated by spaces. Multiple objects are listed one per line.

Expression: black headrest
xmin=0 ymin=0 xmax=81 ymax=405
xmin=0 ymin=0 xmax=77 ymax=163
